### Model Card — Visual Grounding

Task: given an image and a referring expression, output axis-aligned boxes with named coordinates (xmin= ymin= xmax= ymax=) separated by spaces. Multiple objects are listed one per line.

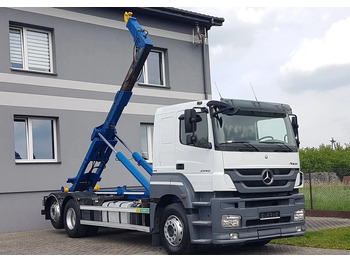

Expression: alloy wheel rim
xmin=66 ymin=207 xmax=76 ymax=230
xmin=164 ymin=215 xmax=184 ymax=246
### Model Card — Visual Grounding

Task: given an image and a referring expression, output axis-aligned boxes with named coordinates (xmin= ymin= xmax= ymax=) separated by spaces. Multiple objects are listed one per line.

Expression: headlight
xmin=294 ymin=209 xmax=305 ymax=222
xmin=221 ymin=215 xmax=241 ymax=228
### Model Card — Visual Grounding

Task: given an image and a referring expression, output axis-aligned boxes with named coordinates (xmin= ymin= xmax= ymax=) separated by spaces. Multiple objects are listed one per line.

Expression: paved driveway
xmin=1 ymin=217 xmax=350 ymax=255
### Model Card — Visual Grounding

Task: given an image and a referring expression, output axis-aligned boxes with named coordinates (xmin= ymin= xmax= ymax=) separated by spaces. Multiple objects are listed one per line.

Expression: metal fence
xmin=302 ymin=170 xmax=350 ymax=211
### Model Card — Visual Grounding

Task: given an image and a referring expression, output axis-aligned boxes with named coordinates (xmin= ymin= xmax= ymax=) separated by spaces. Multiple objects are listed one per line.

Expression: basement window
xmin=14 ymin=117 xmax=58 ymax=163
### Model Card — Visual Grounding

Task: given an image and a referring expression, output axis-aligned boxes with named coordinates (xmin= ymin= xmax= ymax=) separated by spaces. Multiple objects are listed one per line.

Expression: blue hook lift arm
xmin=64 ymin=14 xmax=153 ymax=194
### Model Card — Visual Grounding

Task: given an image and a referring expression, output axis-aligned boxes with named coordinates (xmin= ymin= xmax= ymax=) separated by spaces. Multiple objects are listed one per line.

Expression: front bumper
xmin=211 ymin=193 xmax=306 ymax=244
xmin=189 ymin=193 xmax=306 ymax=245
xmin=212 ymin=222 xmax=305 ymax=244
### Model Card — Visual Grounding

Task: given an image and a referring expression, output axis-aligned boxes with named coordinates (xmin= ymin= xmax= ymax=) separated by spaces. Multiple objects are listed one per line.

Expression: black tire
xmin=160 ymin=203 xmax=193 ymax=255
xmin=63 ymin=199 xmax=88 ymax=238
xmin=48 ymin=197 xmax=64 ymax=229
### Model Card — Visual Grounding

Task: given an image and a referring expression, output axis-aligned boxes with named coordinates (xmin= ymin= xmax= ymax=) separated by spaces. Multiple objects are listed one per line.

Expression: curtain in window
xmin=27 ymin=30 xmax=51 ymax=72
xmin=9 ymin=28 xmax=23 ymax=69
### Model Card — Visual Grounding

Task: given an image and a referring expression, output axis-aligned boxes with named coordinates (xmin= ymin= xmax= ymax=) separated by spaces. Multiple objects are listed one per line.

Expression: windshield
xmin=212 ymin=110 xmax=298 ymax=152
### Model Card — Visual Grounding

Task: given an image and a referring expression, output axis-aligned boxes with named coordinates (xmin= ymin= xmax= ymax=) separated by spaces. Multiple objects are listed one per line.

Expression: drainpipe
xmin=201 ymin=27 xmax=209 ymax=100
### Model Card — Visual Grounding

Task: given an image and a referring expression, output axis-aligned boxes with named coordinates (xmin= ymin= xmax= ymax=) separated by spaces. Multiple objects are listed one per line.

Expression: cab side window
xmin=179 ymin=112 xmax=209 ymax=148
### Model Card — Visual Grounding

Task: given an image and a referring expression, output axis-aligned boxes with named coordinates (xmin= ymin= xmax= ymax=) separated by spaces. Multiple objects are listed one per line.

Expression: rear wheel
xmin=63 ymin=199 xmax=88 ymax=238
xmin=48 ymin=197 xmax=64 ymax=229
xmin=160 ymin=203 xmax=193 ymax=255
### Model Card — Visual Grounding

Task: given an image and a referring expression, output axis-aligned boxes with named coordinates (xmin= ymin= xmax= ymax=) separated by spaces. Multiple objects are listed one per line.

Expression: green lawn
xmin=272 ymin=226 xmax=350 ymax=250
xmin=301 ymin=184 xmax=350 ymax=211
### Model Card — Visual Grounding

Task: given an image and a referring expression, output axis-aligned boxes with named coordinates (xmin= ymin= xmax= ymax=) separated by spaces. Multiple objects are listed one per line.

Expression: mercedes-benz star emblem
xmin=262 ymin=169 xmax=274 ymax=185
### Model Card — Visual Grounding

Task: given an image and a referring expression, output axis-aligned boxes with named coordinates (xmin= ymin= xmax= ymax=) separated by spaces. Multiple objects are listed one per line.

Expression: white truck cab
xmin=149 ymin=99 xmax=305 ymax=254
xmin=153 ymin=99 xmax=303 ymax=191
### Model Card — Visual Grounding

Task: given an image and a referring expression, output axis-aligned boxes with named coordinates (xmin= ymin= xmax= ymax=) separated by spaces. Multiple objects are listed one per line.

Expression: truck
xmin=41 ymin=12 xmax=306 ymax=255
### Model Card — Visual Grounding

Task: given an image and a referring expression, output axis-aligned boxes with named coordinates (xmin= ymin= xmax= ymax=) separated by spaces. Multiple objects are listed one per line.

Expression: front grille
xmin=246 ymin=216 xmax=290 ymax=227
xmin=244 ymin=180 xmax=288 ymax=187
xmin=225 ymin=169 xmax=298 ymax=194
xmin=238 ymin=169 xmax=291 ymax=176
xmin=245 ymin=198 xmax=290 ymax=208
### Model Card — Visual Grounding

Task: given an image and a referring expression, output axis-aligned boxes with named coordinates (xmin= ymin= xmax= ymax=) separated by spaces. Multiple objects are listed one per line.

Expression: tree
xmin=300 ymin=144 xmax=350 ymax=179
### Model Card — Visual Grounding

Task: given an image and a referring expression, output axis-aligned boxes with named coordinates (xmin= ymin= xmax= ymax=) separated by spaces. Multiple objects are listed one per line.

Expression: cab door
xmin=175 ymin=110 xmax=214 ymax=191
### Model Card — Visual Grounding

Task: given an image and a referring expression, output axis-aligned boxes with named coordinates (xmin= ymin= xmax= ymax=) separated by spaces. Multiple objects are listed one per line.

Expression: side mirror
xmin=291 ymin=115 xmax=300 ymax=147
xmin=184 ymin=109 xmax=197 ymax=133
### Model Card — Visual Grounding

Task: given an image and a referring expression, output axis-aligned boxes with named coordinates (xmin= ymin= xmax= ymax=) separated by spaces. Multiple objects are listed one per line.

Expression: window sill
xmin=15 ymin=160 xmax=61 ymax=165
xmin=137 ymin=82 xmax=170 ymax=89
xmin=11 ymin=68 xmax=57 ymax=76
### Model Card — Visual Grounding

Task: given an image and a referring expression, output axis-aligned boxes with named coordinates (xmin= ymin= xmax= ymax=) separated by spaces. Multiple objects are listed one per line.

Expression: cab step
xmin=192 ymin=220 xmax=212 ymax=226
xmin=192 ymin=239 xmax=212 ymax=244
xmin=192 ymin=201 xmax=211 ymax=207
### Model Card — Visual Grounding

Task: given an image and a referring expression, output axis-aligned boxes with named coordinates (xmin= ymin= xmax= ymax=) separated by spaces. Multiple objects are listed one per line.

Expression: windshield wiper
xmin=260 ymin=141 xmax=293 ymax=152
xmin=219 ymin=141 xmax=260 ymax=152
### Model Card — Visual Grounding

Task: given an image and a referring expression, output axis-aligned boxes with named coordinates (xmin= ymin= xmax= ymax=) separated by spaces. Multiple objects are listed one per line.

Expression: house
xmin=0 ymin=7 xmax=223 ymax=233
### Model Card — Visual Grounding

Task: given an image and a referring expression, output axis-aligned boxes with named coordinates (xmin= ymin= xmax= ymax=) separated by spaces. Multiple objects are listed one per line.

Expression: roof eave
xmin=133 ymin=7 xmax=224 ymax=30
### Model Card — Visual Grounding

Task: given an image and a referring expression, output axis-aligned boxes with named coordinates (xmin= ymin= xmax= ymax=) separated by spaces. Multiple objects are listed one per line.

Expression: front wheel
xmin=160 ymin=203 xmax=193 ymax=255
xmin=48 ymin=197 xmax=64 ymax=229
xmin=63 ymin=199 xmax=88 ymax=238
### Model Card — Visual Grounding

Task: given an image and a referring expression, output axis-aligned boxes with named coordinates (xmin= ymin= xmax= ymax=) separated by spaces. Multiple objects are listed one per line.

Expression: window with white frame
xmin=9 ymin=25 xmax=53 ymax=73
xmin=139 ymin=50 xmax=165 ymax=86
xmin=14 ymin=117 xmax=58 ymax=162
xmin=140 ymin=124 xmax=154 ymax=162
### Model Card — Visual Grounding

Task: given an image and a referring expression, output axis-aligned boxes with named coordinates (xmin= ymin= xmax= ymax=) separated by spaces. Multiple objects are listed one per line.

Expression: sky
xmin=184 ymin=5 xmax=350 ymax=148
